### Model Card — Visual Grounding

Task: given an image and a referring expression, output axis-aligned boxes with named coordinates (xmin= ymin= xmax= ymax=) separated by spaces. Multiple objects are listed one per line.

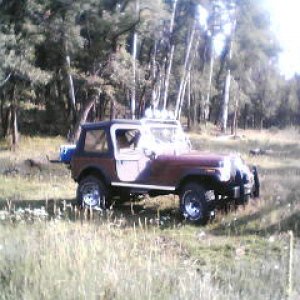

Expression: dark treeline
xmin=0 ymin=0 xmax=299 ymax=146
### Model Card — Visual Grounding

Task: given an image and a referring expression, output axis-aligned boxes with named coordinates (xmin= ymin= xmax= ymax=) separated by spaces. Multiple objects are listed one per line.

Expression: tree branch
xmin=111 ymin=10 xmax=143 ymax=43
xmin=0 ymin=73 xmax=12 ymax=87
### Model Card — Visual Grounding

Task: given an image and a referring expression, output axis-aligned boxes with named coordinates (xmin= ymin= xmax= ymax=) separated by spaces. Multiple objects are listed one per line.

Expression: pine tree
xmin=0 ymin=0 xmax=51 ymax=147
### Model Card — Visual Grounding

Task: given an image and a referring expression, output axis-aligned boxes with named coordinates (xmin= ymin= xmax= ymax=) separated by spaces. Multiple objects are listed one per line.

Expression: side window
xmin=116 ymin=129 xmax=140 ymax=153
xmin=84 ymin=129 xmax=108 ymax=153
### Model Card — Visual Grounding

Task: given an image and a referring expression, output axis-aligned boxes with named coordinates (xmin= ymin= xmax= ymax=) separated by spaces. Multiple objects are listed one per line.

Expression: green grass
xmin=0 ymin=174 xmax=75 ymax=202
xmin=0 ymin=128 xmax=300 ymax=299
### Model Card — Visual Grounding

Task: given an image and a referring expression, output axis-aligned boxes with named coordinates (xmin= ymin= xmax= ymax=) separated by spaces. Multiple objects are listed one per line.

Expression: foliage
xmin=0 ymin=0 xmax=299 ymax=142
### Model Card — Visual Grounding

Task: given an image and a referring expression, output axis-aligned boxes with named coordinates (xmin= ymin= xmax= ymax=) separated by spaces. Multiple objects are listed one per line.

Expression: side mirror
xmin=186 ymin=137 xmax=192 ymax=150
xmin=144 ymin=149 xmax=156 ymax=160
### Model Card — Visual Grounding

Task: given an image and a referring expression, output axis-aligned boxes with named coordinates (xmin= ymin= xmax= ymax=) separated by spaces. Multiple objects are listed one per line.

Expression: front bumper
xmin=217 ymin=166 xmax=260 ymax=204
xmin=229 ymin=183 xmax=252 ymax=199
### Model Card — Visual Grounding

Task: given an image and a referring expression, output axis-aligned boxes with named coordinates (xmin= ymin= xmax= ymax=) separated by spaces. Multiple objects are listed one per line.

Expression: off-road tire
xmin=77 ymin=176 xmax=108 ymax=209
xmin=179 ymin=182 xmax=210 ymax=225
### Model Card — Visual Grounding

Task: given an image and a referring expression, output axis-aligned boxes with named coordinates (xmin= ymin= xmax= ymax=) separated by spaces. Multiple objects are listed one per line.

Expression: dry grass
xmin=0 ymin=136 xmax=75 ymax=202
xmin=0 ymin=220 xmax=221 ymax=300
xmin=0 ymin=128 xmax=300 ymax=299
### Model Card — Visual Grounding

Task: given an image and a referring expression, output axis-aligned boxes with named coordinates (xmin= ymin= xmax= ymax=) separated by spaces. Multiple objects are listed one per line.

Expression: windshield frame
xmin=139 ymin=119 xmax=191 ymax=155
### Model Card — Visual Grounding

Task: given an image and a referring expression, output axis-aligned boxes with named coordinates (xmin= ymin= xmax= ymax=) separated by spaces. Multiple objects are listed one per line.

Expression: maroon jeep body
xmin=70 ymin=119 xmax=259 ymax=224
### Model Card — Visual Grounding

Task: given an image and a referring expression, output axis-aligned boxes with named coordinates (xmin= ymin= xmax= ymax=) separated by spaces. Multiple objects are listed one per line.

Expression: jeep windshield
xmin=138 ymin=119 xmax=191 ymax=155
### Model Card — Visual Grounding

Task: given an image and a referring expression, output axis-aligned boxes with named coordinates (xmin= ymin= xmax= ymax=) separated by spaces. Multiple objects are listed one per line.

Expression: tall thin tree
xmin=175 ymin=21 xmax=196 ymax=119
xmin=131 ymin=0 xmax=140 ymax=119
xmin=163 ymin=0 xmax=177 ymax=111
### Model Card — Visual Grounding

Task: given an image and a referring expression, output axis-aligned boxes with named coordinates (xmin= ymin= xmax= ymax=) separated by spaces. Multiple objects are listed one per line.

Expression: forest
xmin=0 ymin=0 xmax=300 ymax=146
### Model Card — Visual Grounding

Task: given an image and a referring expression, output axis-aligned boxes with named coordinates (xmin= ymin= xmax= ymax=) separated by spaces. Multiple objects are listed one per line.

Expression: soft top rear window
xmin=84 ymin=129 xmax=108 ymax=153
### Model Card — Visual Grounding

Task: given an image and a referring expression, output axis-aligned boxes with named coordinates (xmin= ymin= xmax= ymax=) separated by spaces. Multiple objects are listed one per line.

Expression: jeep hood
xmin=156 ymin=151 xmax=229 ymax=168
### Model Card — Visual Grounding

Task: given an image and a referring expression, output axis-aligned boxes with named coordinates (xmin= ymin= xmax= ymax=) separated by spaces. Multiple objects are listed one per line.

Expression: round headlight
xmin=218 ymin=158 xmax=231 ymax=182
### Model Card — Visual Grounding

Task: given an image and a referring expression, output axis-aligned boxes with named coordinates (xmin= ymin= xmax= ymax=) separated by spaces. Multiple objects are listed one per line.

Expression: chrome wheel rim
xmin=184 ymin=191 xmax=203 ymax=220
xmin=81 ymin=183 xmax=100 ymax=207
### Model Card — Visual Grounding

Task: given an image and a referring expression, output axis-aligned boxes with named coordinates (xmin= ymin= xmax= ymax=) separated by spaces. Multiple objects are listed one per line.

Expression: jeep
xmin=67 ymin=118 xmax=259 ymax=224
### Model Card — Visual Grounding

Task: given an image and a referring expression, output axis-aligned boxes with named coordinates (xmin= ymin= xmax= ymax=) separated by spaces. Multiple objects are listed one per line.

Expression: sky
xmin=264 ymin=0 xmax=300 ymax=79
xmin=199 ymin=1 xmax=299 ymax=79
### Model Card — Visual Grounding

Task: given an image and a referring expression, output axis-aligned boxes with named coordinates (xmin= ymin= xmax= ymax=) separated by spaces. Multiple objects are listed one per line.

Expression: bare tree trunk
xmin=66 ymin=55 xmax=77 ymax=140
xmin=151 ymin=41 xmax=158 ymax=110
xmin=138 ymin=86 xmax=146 ymax=118
xmin=204 ymin=1 xmax=219 ymax=122
xmin=169 ymin=0 xmax=177 ymax=34
xmin=243 ymin=104 xmax=249 ymax=130
xmin=131 ymin=0 xmax=139 ymax=119
xmin=220 ymin=30 xmax=235 ymax=133
xmin=8 ymin=83 xmax=19 ymax=150
xmin=260 ymin=117 xmax=264 ymax=130
xmin=66 ymin=56 xmax=76 ymax=111
xmin=220 ymin=12 xmax=236 ymax=133
xmin=187 ymin=72 xmax=191 ymax=129
xmin=221 ymin=68 xmax=231 ymax=133
xmin=178 ymin=33 xmax=200 ymax=120
xmin=162 ymin=0 xmax=177 ymax=111
xmin=110 ymin=97 xmax=116 ymax=120
xmin=4 ymin=108 xmax=11 ymax=137
xmin=156 ymin=64 xmax=164 ymax=109
xmin=204 ymin=39 xmax=215 ymax=121
xmin=232 ymin=84 xmax=240 ymax=136
xmin=0 ymin=98 xmax=5 ymax=136
xmin=194 ymin=95 xmax=200 ymax=126
xmin=11 ymin=103 xmax=19 ymax=151
xmin=163 ymin=45 xmax=175 ymax=110
xmin=175 ymin=22 xmax=196 ymax=119
xmin=178 ymin=73 xmax=188 ymax=120
xmin=131 ymin=31 xmax=137 ymax=119
xmin=73 ymin=93 xmax=99 ymax=142
xmin=1 ymin=88 xmax=11 ymax=137
xmin=0 ymin=73 xmax=11 ymax=88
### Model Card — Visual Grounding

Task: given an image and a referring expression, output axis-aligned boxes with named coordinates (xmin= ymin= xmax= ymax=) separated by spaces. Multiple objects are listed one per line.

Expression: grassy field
xmin=0 ymin=128 xmax=299 ymax=299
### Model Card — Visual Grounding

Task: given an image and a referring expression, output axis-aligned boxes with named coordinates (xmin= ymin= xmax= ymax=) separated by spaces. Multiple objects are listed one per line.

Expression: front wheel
xmin=77 ymin=176 xmax=108 ymax=209
xmin=179 ymin=183 xmax=210 ymax=225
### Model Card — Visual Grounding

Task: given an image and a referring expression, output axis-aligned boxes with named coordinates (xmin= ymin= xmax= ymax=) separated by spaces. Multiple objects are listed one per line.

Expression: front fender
xmin=176 ymin=168 xmax=220 ymax=191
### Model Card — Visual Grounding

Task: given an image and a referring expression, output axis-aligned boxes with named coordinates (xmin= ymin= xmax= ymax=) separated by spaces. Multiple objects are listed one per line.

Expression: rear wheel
xmin=77 ymin=176 xmax=108 ymax=209
xmin=180 ymin=183 xmax=210 ymax=225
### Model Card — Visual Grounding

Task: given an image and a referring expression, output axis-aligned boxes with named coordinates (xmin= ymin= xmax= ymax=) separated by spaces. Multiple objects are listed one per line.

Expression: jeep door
xmin=110 ymin=124 xmax=152 ymax=183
